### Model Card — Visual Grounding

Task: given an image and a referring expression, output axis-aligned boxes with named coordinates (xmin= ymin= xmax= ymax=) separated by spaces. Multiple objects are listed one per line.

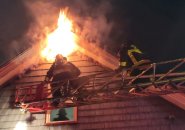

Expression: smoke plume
xmin=23 ymin=0 xmax=114 ymax=49
xmin=0 ymin=0 xmax=115 ymax=65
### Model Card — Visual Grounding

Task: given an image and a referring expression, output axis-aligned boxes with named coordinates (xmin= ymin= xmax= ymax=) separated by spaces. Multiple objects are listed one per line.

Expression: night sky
xmin=0 ymin=0 xmax=185 ymax=65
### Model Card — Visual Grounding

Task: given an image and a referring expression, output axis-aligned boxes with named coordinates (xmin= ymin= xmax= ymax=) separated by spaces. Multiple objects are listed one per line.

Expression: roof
xmin=1 ymin=42 xmax=185 ymax=109
xmin=0 ymin=42 xmax=185 ymax=129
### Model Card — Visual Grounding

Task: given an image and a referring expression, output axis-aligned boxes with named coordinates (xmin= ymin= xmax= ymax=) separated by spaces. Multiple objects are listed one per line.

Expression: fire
xmin=41 ymin=9 xmax=78 ymax=61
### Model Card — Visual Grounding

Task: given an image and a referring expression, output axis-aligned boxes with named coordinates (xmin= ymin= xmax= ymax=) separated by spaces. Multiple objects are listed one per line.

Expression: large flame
xmin=41 ymin=10 xmax=78 ymax=61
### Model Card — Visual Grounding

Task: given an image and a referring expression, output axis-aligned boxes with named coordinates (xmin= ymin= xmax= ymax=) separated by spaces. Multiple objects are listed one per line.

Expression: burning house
xmin=1 ymin=9 xmax=185 ymax=130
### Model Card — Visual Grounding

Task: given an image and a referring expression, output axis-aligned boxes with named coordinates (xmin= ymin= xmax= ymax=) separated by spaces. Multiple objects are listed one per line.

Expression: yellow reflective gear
xmin=120 ymin=62 xmax=127 ymax=67
xmin=132 ymin=59 xmax=151 ymax=67
xmin=128 ymin=45 xmax=143 ymax=65
xmin=129 ymin=45 xmax=142 ymax=54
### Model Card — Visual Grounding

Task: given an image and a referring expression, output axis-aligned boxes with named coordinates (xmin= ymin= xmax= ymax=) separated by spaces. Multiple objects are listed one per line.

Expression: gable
xmin=1 ymin=42 xmax=185 ymax=129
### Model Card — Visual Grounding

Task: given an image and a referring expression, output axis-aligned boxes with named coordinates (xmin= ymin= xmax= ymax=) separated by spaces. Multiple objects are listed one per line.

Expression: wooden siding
xmin=0 ymin=44 xmax=40 ymax=86
xmin=1 ymin=52 xmax=185 ymax=130
xmin=77 ymin=97 xmax=185 ymax=130
xmin=1 ymin=85 xmax=185 ymax=130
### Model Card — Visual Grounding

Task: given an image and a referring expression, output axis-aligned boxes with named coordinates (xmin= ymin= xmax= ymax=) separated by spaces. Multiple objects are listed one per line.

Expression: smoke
xmin=22 ymin=0 xmax=59 ymax=47
xmin=0 ymin=0 xmax=115 ymax=65
xmin=0 ymin=0 xmax=34 ymax=64
xmin=65 ymin=0 xmax=114 ymax=48
xmin=0 ymin=0 xmax=53 ymax=64
xmin=3 ymin=0 xmax=183 ymax=64
xmin=23 ymin=0 xmax=114 ymax=49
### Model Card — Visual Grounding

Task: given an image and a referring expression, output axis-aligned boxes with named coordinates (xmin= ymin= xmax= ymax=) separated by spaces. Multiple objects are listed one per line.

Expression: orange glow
xmin=41 ymin=10 xmax=78 ymax=61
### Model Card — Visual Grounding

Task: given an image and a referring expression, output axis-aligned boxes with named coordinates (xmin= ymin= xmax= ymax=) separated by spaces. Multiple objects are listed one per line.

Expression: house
xmin=0 ymin=42 xmax=185 ymax=130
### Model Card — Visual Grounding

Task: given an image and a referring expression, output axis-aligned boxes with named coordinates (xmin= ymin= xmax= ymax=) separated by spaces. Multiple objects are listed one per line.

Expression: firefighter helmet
xmin=122 ymin=40 xmax=132 ymax=48
xmin=55 ymin=54 xmax=64 ymax=61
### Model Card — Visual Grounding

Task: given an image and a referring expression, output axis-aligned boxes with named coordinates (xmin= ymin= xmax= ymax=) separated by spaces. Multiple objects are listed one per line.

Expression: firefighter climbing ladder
xmin=15 ymin=58 xmax=185 ymax=112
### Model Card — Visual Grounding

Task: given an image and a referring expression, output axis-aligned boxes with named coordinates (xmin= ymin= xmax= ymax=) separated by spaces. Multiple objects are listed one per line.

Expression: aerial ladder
xmin=15 ymin=58 xmax=185 ymax=113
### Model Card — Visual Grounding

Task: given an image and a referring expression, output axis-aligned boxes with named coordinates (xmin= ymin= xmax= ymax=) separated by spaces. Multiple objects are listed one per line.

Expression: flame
xmin=41 ymin=10 xmax=78 ymax=61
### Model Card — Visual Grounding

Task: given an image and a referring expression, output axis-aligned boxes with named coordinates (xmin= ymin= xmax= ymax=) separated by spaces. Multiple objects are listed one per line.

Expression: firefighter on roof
xmin=116 ymin=40 xmax=150 ymax=72
xmin=117 ymin=42 xmax=130 ymax=72
xmin=45 ymin=54 xmax=81 ymax=106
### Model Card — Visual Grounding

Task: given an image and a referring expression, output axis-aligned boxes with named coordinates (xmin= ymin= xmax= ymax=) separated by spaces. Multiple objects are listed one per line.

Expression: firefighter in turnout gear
xmin=115 ymin=42 xmax=131 ymax=84
xmin=116 ymin=42 xmax=130 ymax=72
xmin=45 ymin=54 xmax=81 ymax=106
xmin=116 ymin=41 xmax=151 ymax=93
xmin=116 ymin=41 xmax=150 ymax=72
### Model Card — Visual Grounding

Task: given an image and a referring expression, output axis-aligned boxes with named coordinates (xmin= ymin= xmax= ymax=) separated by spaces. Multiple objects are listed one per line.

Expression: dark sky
xmin=0 ymin=0 xmax=32 ymax=64
xmin=0 ymin=0 xmax=185 ymax=65
xmin=109 ymin=0 xmax=185 ymax=61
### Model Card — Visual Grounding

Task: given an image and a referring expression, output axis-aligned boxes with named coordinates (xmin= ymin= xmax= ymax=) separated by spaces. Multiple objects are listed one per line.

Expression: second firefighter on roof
xmin=116 ymin=40 xmax=150 ymax=72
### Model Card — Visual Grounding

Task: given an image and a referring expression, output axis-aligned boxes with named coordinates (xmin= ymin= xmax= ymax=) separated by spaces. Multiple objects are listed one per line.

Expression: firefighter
xmin=116 ymin=42 xmax=130 ymax=72
xmin=116 ymin=40 xmax=150 ymax=72
xmin=45 ymin=54 xmax=81 ymax=106
xmin=116 ymin=41 xmax=151 ymax=93
xmin=115 ymin=42 xmax=131 ymax=85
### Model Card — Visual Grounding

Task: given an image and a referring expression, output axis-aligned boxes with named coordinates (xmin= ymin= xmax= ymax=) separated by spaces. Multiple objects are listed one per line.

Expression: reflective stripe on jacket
xmin=120 ymin=61 xmax=127 ymax=67
xmin=128 ymin=46 xmax=143 ymax=64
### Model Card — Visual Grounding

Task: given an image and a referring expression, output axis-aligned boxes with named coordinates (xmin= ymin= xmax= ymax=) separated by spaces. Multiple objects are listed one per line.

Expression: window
xmin=45 ymin=107 xmax=77 ymax=125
